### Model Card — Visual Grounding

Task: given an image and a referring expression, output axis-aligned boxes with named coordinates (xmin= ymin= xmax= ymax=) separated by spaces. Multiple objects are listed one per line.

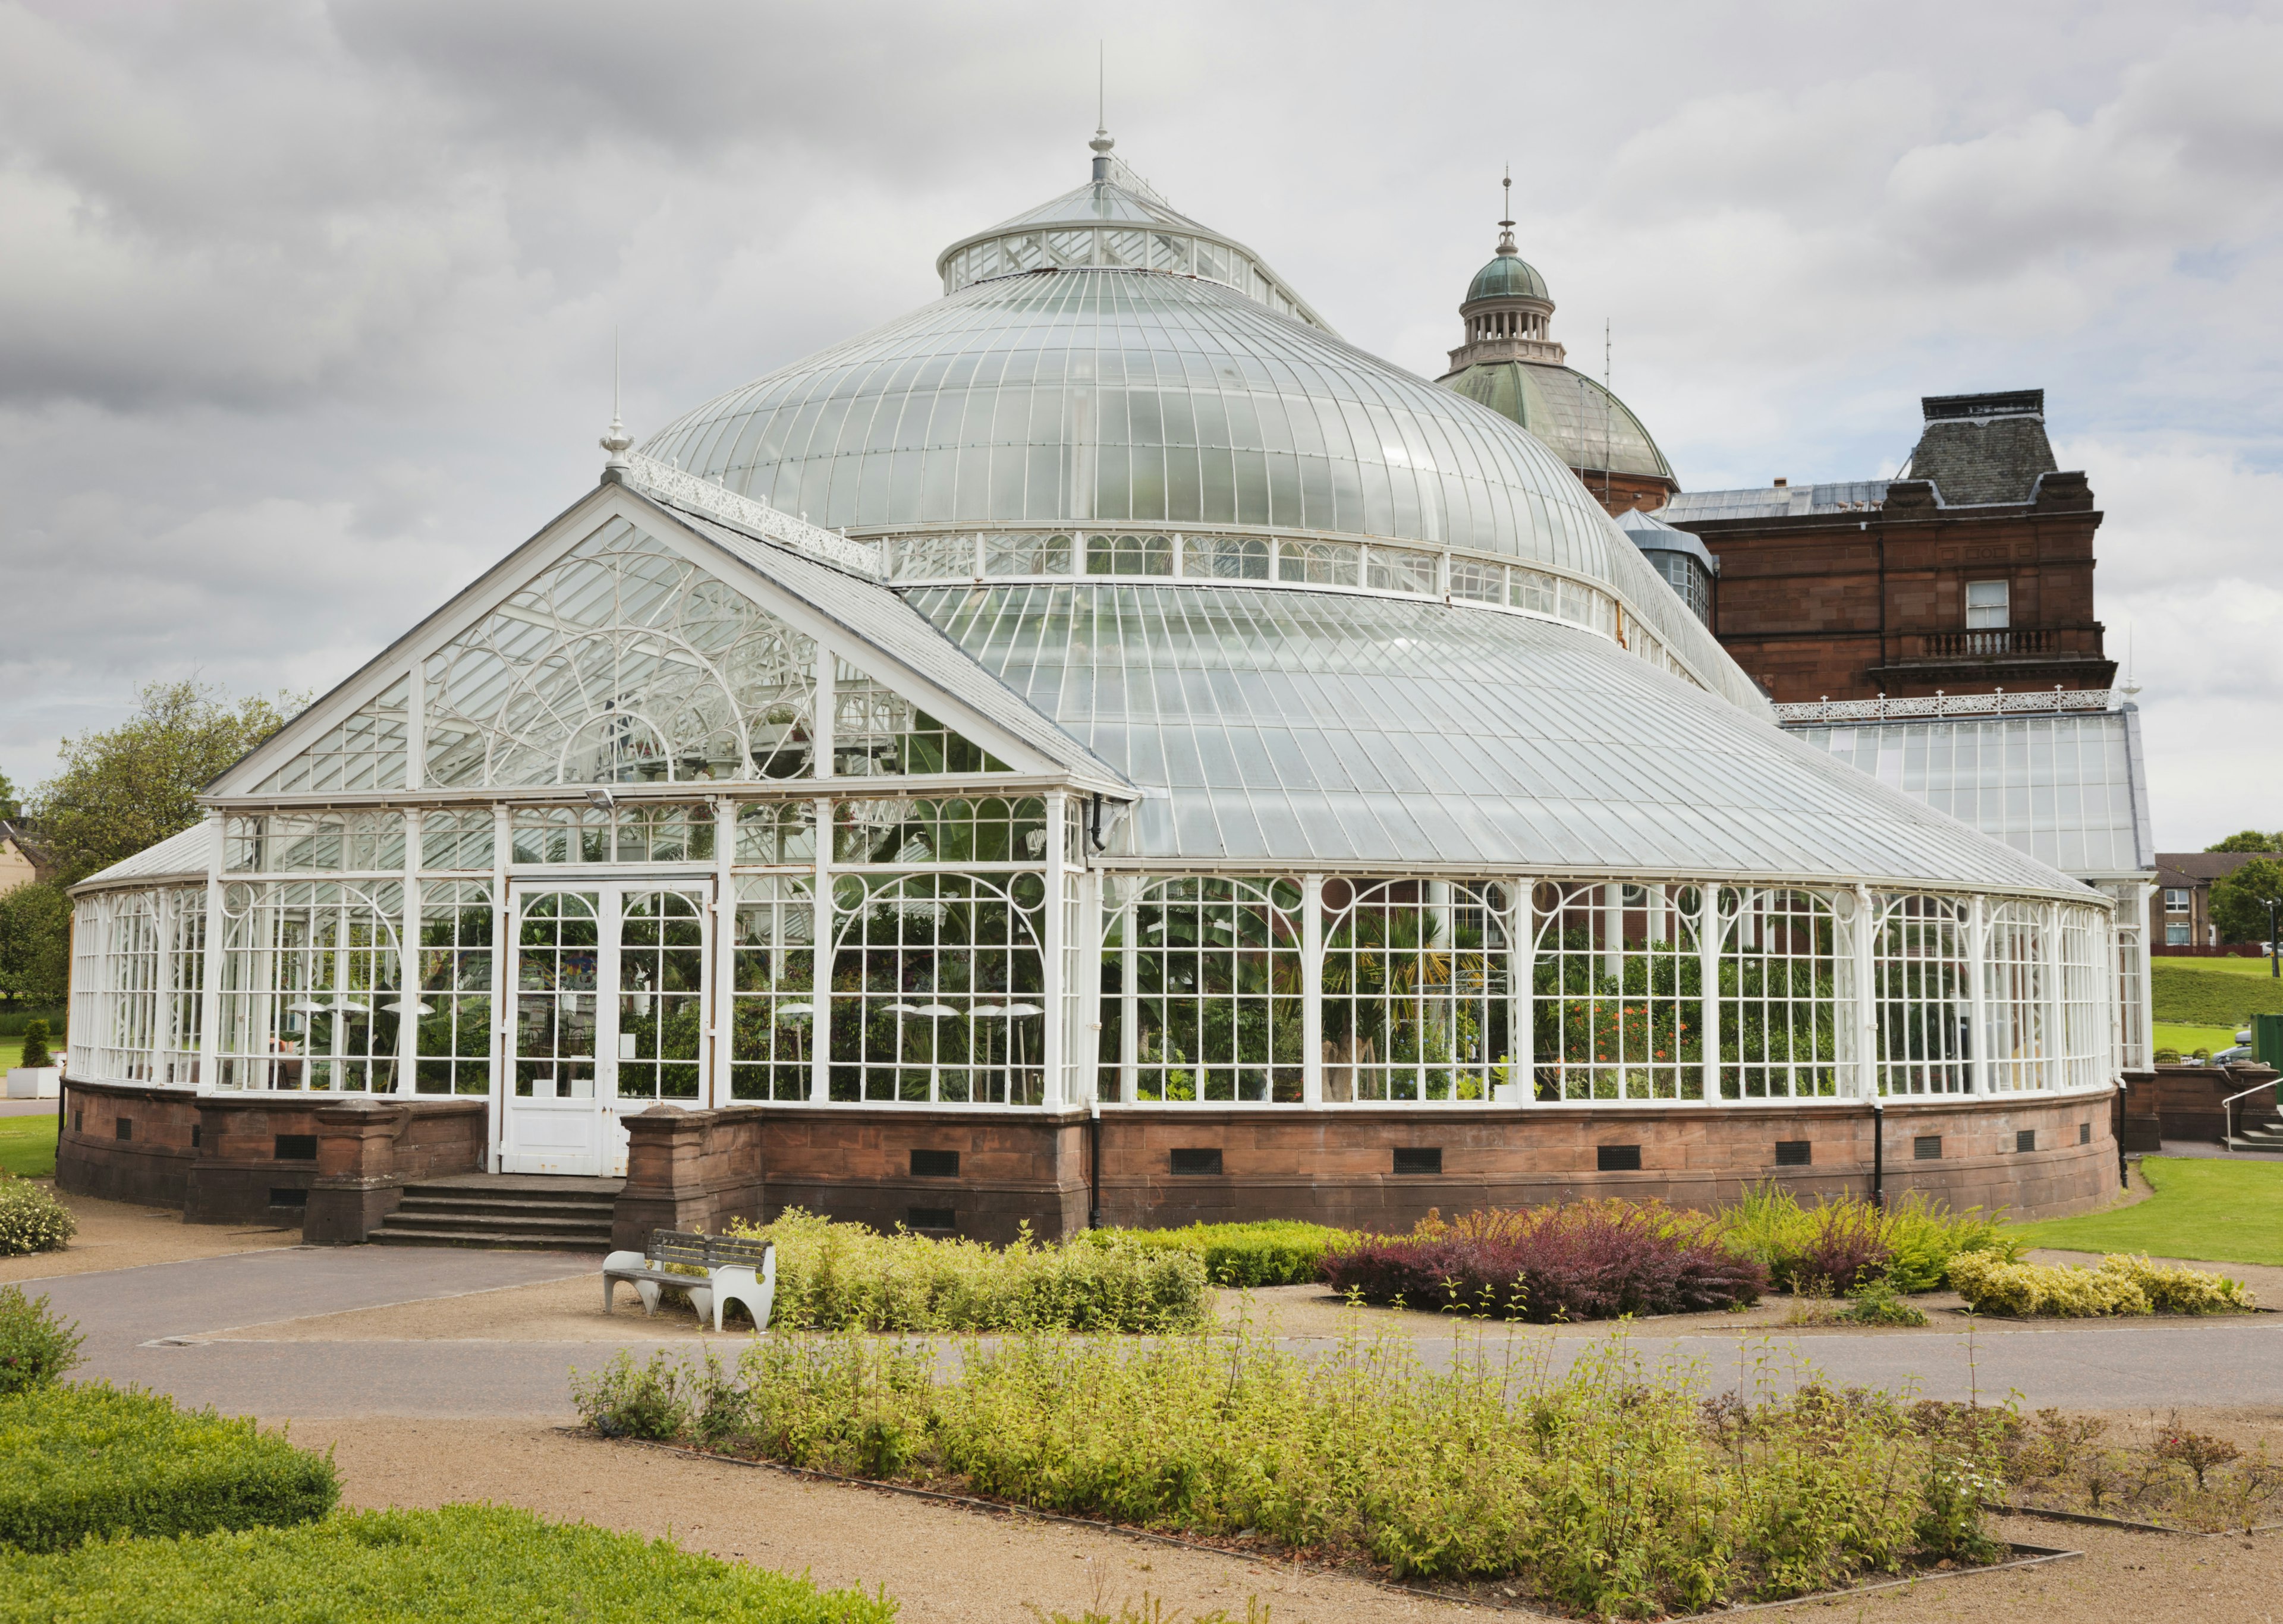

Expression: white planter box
xmin=6 ymin=1066 xmax=60 ymax=1100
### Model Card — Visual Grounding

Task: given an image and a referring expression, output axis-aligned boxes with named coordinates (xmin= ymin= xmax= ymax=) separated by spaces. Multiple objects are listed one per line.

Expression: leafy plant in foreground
xmin=0 ymin=1287 xmax=81 ymax=1392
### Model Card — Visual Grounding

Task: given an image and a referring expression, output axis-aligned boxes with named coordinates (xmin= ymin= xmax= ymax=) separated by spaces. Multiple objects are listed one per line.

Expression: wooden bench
xmin=602 ymin=1230 xmax=775 ymax=1333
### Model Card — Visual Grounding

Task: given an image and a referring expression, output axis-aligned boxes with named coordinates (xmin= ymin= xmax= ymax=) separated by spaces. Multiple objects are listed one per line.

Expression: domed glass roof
xmin=1442 ymin=360 xmax=1675 ymax=481
xmin=1467 ymin=251 xmax=1550 ymax=304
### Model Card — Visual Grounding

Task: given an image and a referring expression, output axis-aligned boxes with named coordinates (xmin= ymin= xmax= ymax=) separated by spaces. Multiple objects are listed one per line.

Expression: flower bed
xmin=1961 ymin=1405 xmax=2283 ymax=1532
xmin=573 ymin=1329 xmax=2005 ymax=1617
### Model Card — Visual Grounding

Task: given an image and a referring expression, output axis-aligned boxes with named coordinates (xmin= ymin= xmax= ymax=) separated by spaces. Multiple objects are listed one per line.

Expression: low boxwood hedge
xmin=0 ymin=1504 xmax=899 ymax=1623
xmin=1085 ymin=1220 xmax=1345 ymax=1286
xmin=0 ymin=1382 xmax=339 ymax=1552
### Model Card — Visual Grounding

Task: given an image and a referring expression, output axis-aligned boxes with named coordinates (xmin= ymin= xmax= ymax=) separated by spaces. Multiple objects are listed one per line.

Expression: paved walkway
xmin=37 ymin=1244 xmax=2283 ymax=1420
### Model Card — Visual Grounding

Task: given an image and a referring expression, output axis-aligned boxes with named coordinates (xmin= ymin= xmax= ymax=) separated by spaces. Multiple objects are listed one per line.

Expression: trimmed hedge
xmin=0 ymin=1503 xmax=898 ymax=1623
xmin=0 ymin=1383 xmax=339 ymax=1552
xmin=1083 ymin=1221 xmax=1345 ymax=1286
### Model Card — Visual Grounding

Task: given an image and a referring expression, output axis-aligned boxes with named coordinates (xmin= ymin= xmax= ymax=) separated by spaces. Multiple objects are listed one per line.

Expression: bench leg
xmin=634 ymin=1278 xmax=661 ymax=1316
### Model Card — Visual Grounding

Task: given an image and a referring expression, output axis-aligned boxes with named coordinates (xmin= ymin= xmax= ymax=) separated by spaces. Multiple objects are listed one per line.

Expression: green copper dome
xmin=1467 ymin=250 xmax=1549 ymax=304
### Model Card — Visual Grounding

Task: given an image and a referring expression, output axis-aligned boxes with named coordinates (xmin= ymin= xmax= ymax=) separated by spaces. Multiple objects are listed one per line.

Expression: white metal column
xmin=809 ymin=795 xmax=833 ymax=1104
xmin=1300 ymin=874 xmax=1324 ymax=1106
xmin=395 ymin=808 xmax=420 ymax=1093
xmin=1854 ymin=885 xmax=1879 ymax=1100
xmin=1508 ymin=880 xmax=1533 ymax=1104
xmin=1042 ymin=791 xmax=1067 ymax=1109
xmin=1698 ymin=884 xmax=1722 ymax=1104
xmin=194 ymin=811 xmax=226 ymax=1096
xmin=1966 ymin=895 xmax=1990 ymax=1096
xmin=486 ymin=803 xmax=510 ymax=1173
xmin=710 ymin=797 xmax=736 ymax=1108
xmin=1118 ymin=879 xmax=1137 ymax=1103
xmin=2043 ymin=901 xmax=2065 ymax=1093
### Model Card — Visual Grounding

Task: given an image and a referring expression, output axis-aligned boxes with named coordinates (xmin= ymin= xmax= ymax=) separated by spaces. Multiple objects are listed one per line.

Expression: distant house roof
xmin=2155 ymin=851 xmax=2281 ymax=886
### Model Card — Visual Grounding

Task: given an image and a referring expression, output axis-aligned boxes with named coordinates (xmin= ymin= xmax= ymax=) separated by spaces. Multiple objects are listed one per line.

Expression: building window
xmin=2163 ymin=889 xmax=2190 ymax=914
xmin=1964 ymin=580 xmax=2010 ymax=630
xmin=2166 ymin=923 xmax=2191 ymax=946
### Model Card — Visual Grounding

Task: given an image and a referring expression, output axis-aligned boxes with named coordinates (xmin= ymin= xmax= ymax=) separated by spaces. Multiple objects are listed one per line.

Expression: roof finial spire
xmin=1090 ymin=42 xmax=1115 ymax=181
xmin=1496 ymin=166 xmax=1517 ymax=257
xmin=600 ymin=326 xmax=632 ymax=475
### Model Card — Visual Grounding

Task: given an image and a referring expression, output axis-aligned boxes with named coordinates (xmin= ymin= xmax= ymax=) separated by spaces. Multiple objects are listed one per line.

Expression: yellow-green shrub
xmin=1949 ymin=1251 xmax=2149 ymax=1317
xmin=2097 ymin=1255 xmax=2257 ymax=1314
xmin=727 ymin=1210 xmax=1206 ymax=1333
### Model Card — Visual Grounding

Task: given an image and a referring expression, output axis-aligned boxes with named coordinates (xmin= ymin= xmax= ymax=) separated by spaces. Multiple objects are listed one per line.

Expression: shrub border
xmin=564 ymin=1427 xmax=2084 ymax=1619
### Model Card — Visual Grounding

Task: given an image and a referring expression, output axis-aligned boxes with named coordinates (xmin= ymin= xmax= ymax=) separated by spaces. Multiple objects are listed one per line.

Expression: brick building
xmin=2149 ymin=851 xmax=2283 ymax=949
xmin=1659 ymin=391 xmax=2113 ymax=705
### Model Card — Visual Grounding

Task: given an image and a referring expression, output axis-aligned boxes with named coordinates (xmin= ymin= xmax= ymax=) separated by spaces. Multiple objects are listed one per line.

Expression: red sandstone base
xmin=56 ymin=1074 xmax=2159 ymax=1247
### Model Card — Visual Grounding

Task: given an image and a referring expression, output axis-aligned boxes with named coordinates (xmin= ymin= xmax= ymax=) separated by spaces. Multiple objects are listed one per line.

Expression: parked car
xmin=2213 ymin=1045 xmax=2254 ymax=1065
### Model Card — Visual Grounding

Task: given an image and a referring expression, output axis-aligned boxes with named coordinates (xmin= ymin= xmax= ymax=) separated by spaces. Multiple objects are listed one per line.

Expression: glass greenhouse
xmin=65 ymin=137 xmax=2127 ymax=1194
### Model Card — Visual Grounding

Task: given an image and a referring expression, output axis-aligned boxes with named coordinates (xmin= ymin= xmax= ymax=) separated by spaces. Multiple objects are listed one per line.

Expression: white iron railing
xmin=624 ymin=452 xmax=884 ymax=579
xmin=1773 ymin=688 xmax=2117 ymax=725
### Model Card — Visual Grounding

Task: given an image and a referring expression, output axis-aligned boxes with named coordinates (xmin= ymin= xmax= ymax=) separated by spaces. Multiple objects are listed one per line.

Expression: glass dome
xmin=642 ymin=266 xmax=1740 ymax=704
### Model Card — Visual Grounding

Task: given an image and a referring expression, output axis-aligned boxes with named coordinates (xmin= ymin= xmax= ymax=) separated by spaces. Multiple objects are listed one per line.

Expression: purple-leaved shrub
xmin=1322 ymin=1201 xmax=1768 ymax=1321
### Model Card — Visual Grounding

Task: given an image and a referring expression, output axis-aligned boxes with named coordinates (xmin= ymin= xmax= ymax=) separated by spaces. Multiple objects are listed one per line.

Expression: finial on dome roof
xmin=1090 ymin=43 xmax=1115 ymax=181
xmin=600 ymin=327 xmax=632 ymax=477
xmin=1496 ymin=167 xmax=1517 ymax=257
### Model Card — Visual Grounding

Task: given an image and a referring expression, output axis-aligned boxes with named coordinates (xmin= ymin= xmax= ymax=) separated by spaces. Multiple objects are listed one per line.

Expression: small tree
xmin=2206 ymin=830 xmax=2283 ymax=855
xmin=18 ymin=1019 xmax=52 ymax=1071
xmin=2210 ymin=858 xmax=2283 ymax=947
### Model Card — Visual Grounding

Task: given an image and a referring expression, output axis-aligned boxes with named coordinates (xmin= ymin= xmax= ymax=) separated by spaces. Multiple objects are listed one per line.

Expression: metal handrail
xmin=2221 ymin=1074 xmax=2279 ymax=1151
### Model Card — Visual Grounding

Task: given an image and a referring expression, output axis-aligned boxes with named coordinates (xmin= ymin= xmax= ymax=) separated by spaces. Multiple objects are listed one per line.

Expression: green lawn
xmin=2157 ymin=953 xmax=2282 ymax=978
xmin=0 ymin=1115 xmax=58 ymax=1179
xmin=2008 ymin=1156 xmax=2283 ymax=1267
xmin=2155 ymin=1021 xmax=2243 ymax=1056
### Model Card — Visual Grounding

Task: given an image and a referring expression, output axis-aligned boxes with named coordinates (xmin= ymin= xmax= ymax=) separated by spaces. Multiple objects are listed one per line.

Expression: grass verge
xmin=2153 ymin=1021 xmax=2244 ymax=1058
xmin=2008 ymin=1156 xmax=2283 ymax=1267
xmin=0 ymin=1119 xmax=59 ymax=1184
xmin=2152 ymin=960 xmax=2283 ymax=1027
xmin=0 ymin=1503 xmax=898 ymax=1623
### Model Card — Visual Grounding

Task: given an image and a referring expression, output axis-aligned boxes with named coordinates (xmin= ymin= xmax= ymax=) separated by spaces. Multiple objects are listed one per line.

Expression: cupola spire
xmin=600 ymin=327 xmax=632 ymax=476
xmin=1496 ymin=167 xmax=1517 ymax=257
xmin=1090 ymin=44 xmax=1114 ymax=181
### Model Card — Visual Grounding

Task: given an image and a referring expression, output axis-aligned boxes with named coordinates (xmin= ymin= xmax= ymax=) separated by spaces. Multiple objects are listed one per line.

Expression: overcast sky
xmin=2 ymin=0 xmax=2278 ymax=849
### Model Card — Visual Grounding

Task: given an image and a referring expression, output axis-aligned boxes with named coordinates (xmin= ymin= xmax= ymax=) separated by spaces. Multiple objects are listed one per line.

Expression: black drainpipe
xmin=2115 ymin=1078 xmax=2130 ymax=1189
xmin=1087 ymin=1110 xmax=1103 ymax=1230
xmin=1870 ymin=1099 xmax=1885 ymax=1208
xmin=1088 ymin=792 xmax=1105 ymax=853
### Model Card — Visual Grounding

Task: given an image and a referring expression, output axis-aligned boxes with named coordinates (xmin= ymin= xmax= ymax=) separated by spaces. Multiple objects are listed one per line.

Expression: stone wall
xmin=2124 ymin=1063 xmax=2279 ymax=1147
xmin=61 ymin=1079 xmax=2127 ymax=1248
xmin=57 ymin=1078 xmax=486 ymax=1236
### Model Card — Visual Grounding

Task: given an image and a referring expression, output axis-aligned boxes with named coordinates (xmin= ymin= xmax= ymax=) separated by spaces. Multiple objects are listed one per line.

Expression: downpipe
xmin=1087 ymin=1108 xmax=1102 ymax=1230
xmin=1869 ymin=1099 xmax=1885 ymax=1208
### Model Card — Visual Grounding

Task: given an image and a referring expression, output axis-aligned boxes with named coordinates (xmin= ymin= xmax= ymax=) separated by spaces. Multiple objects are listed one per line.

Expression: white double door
xmin=501 ymin=881 xmax=711 ymax=1177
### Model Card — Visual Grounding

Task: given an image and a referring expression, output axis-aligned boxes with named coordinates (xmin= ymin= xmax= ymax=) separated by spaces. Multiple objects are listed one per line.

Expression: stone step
xmin=392 ymin=1195 xmax=614 ymax=1222
xmin=369 ymin=1226 xmax=609 ymax=1252
xmin=380 ymin=1208 xmax=611 ymax=1236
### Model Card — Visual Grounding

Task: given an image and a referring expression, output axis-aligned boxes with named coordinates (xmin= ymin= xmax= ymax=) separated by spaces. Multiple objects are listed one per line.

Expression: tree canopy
xmin=30 ymin=680 xmax=298 ymax=886
xmin=2210 ymin=857 xmax=2283 ymax=946
xmin=2206 ymin=830 xmax=2283 ymax=855
xmin=0 ymin=881 xmax=70 ymax=1004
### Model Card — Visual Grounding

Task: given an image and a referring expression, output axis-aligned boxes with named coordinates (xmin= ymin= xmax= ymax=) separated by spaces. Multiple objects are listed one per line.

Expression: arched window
xmin=828 ymin=872 xmax=1046 ymax=1104
xmin=1104 ymin=876 xmax=1303 ymax=1104
xmin=1325 ymin=879 xmax=1508 ymax=1103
